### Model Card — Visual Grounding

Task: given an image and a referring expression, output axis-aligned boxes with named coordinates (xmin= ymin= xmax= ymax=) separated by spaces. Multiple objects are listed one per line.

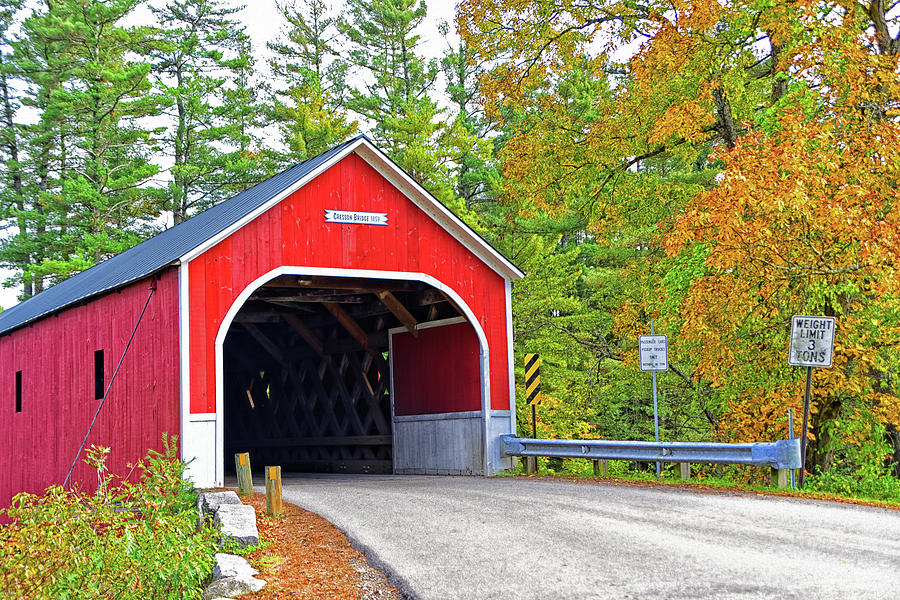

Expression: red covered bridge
xmin=0 ymin=136 xmax=523 ymax=506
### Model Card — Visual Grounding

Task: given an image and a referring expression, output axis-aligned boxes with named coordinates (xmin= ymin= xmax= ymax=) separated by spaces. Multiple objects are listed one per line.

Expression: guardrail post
xmin=526 ymin=456 xmax=537 ymax=475
xmin=593 ymin=459 xmax=608 ymax=477
xmin=266 ymin=465 xmax=283 ymax=517
xmin=771 ymin=467 xmax=790 ymax=489
xmin=679 ymin=462 xmax=691 ymax=479
xmin=235 ymin=452 xmax=252 ymax=497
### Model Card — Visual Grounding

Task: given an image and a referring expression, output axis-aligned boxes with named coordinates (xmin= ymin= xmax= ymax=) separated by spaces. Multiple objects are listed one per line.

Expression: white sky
xmin=0 ymin=0 xmax=459 ymax=311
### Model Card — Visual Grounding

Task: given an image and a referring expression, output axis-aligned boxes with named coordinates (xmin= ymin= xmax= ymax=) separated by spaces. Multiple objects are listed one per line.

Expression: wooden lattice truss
xmin=223 ymin=276 xmax=461 ymax=473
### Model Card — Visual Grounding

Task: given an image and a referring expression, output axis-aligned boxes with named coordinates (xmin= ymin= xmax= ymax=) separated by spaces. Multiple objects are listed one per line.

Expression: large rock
xmin=201 ymin=575 xmax=266 ymax=600
xmin=214 ymin=503 xmax=260 ymax=548
xmin=212 ymin=553 xmax=259 ymax=580
xmin=198 ymin=491 xmax=242 ymax=516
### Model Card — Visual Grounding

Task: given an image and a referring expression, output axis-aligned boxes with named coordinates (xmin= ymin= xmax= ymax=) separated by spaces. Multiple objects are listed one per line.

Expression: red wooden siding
xmin=189 ymin=153 xmax=511 ymax=415
xmin=0 ymin=268 xmax=181 ymax=507
xmin=391 ymin=323 xmax=481 ymax=416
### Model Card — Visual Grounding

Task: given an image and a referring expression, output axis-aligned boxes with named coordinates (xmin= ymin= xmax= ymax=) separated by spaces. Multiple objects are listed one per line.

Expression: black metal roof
xmin=0 ymin=136 xmax=365 ymax=336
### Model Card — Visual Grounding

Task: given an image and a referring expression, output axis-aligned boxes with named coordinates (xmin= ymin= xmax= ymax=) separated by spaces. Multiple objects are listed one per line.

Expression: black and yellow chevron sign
xmin=524 ymin=353 xmax=541 ymax=405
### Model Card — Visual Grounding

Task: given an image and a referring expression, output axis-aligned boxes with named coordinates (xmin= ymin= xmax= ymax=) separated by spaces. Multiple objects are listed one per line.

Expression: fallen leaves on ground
xmin=514 ymin=474 xmax=900 ymax=510
xmin=238 ymin=492 xmax=400 ymax=600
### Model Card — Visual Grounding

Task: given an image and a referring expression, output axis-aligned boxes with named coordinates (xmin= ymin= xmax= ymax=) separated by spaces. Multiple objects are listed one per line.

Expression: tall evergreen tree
xmin=216 ymin=33 xmax=271 ymax=194
xmin=268 ymin=0 xmax=347 ymax=100
xmin=339 ymin=0 xmax=469 ymax=205
xmin=267 ymin=0 xmax=355 ymax=164
xmin=0 ymin=0 xmax=162 ymax=290
xmin=19 ymin=0 xmax=162 ymax=283
xmin=153 ymin=0 xmax=266 ymax=224
xmin=0 ymin=0 xmax=32 ymax=296
xmin=339 ymin=0 xmax=432 ymax=150
xmin=440 ymin=26 xmax=498 ymax=210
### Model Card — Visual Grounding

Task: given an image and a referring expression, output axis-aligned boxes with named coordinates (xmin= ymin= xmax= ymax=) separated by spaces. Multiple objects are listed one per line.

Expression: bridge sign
xmin=639 ymin=335 xmax=668 ymax=372
xmin=788 ymin=316 xmax=836 ymax=368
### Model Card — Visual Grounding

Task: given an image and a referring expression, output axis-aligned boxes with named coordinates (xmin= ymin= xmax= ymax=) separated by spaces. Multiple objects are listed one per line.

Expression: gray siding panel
xmin=393 ymin=413 xmax=483 ymax=475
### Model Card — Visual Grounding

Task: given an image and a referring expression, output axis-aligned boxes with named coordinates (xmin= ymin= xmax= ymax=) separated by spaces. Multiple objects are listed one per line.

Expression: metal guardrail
xmin=500 ymin=435 xmax=802 ymax=470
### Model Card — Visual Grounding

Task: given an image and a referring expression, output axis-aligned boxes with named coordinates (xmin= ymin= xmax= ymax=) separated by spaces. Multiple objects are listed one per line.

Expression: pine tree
xmin=440 ymin=26 xmax=497 ymax=210
xmin=152 ymin=0 xmax=267 ymax=224
xmin=216 ymin=33 xmax=272 ymax=195
xmin=340 ymin=0 xmax=434 ymax=154
xmin=268 ymin=0 xmax=347 ymax=101
xmin=0 ymin=0 xmax=32 ymax=296
xmin=9 ymin=0 xmax=82 ymax=295
xmin=267 ymin=0 xmax=355 ymax=164
xmin=16 ymin=0 xmax=164 ymax=283
xmin=340 ymin=0 xmax=479 ymax=210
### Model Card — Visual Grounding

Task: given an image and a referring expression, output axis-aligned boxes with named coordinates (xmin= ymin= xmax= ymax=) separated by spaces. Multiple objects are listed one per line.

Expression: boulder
xmin=215 ymin=503 xmax=260 ymax=548
xmin=212 ymin=553 xmax=258 ymax=580
xmin=198 ymin=491 xmax=242 ymax=516
xmin=201 ymin=575 xmax=266 ymax=600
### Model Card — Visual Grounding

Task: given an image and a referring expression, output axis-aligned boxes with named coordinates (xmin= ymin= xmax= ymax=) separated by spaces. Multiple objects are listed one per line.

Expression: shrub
xmin=0 ymin=435 xmax=218 ymax=599
xmin=804 ymin=470 xmax=900 ymax=504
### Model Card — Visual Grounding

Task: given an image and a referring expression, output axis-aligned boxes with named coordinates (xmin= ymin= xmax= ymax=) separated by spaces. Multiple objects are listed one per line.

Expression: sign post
xmin=788 ymin=407 xmax=796 ymax=489
xmin=524 ymin=353 xmax=541 ymax=474
xmin=639 ymin=322 xmax=668 ymax=477
xmin=788 ymin=315 xmax=836 ymax=488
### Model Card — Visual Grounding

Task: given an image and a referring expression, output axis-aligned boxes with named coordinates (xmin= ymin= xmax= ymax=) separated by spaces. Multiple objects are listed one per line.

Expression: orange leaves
xmin=669 ymin=105 xmax=900 ymax=291
xmin=648 ymin=97 xmax=715 ymax=146
xmin=721 ymin=388 xmax=800 ymax=443
xmin=665 ymin=98 xmax=900 ymax=441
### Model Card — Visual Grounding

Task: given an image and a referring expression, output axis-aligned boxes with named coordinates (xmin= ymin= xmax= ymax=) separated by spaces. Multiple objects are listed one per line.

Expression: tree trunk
xmin=807 ymin=394 xmax=842 ymax=475
xmin=769 ymin=42 xmax=787 ymax=104
xmin=712 ymin=86 xmax=738 ymax=149
xmin=885 ymin=424 xmax=900 ymax=477
xmin=174 ymin=64 xmax=187 ymax=225
xmin=0 ymin=52 xmax=31 ymax=298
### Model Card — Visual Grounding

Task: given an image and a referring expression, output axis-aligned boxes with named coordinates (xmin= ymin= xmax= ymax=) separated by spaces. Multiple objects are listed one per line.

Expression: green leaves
xmin=0 ymin=437 xmax=218 ymax=599
xmin=0 ymin=0 xmax=164 ymax=288
xmin=266 ymin=0 xmax=356 ymax=166
xmin=153 ymin=0 xmax=269 ymax=223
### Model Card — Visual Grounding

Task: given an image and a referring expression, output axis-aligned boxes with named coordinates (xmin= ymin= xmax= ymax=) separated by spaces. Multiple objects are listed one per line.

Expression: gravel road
xmin=279 ymin=474 xmax=900 ymax=600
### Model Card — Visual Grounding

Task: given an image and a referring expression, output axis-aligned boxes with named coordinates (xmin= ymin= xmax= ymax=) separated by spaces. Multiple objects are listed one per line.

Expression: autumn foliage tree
xmin=665 ymin=9 xmax=900 ymax=473
xmin=460 ymin=0 xmax=900 ymax=480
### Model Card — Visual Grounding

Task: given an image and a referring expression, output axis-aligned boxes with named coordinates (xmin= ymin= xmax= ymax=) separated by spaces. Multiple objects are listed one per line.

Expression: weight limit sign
xmin=788 ymin=316 xmax=836 ymax=368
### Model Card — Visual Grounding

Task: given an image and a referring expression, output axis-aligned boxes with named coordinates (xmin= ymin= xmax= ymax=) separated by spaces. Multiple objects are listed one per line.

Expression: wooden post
xmin=771 ymin=467 xmax=790 ymax=489
xmin=235 ymin=452 xmax=252 ymax=496
xmin=526 ymin=456 xmax=536 ymax=475
xmin=266 ymin=466 xmax=283 ymax=517
xmin=592 ymin=459 xmax=608 ymax=477
xmin=679 ymin=462 xmax=691 ymax=480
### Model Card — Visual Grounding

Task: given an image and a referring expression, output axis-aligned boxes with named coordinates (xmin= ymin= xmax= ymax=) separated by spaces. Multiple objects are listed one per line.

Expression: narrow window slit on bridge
xmin=94 ymin=349 xmax=105 ymax=400
xmin=15 ymin=370 xmax=22 ymax=413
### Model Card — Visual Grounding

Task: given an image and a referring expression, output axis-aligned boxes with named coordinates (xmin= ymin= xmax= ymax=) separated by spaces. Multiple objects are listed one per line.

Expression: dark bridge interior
xmin=223 ymin=274 xmax=461 ymax=474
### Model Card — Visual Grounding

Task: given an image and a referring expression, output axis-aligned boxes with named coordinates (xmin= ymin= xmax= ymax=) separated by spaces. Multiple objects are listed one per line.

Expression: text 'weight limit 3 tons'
xmin=788 ymin=316 xmax=836 ymax=368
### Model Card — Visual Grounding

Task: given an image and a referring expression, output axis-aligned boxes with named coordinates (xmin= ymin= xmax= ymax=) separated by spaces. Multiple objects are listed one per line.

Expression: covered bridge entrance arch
xmin=218 ymin=269 xmax=487 ymax=476
xmin=180 ymin=136 xmax=524 ymax=486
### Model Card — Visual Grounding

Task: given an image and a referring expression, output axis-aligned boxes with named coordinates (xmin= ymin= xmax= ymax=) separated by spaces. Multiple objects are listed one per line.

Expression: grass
xmin=223 ymin=539 xmax=273 ymax=557
xmin=499 ymin=457 xmax=900 ymax=509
